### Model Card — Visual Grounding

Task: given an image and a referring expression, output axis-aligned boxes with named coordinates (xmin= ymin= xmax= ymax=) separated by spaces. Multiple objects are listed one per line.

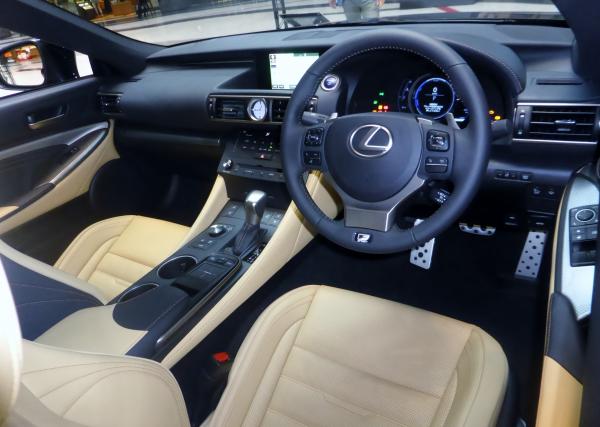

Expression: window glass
xmin=43 ymin=0 xmax=562 ymax=46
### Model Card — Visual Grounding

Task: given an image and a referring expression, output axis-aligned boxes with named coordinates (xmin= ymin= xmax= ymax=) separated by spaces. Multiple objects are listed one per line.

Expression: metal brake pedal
xmin=459 ymin=223 xmax=496 ymax=236
xmin=515 ymin=230 xmax=547 ymax=280
xmin=410 ymin=219 xmax=435 ymax=270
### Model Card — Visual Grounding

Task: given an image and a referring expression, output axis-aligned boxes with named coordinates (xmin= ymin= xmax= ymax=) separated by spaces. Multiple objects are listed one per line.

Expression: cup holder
xmin=117 ymin=283 xmax=158 ymax=303
xmin=158 ymin=255 xmax=198 ymax=279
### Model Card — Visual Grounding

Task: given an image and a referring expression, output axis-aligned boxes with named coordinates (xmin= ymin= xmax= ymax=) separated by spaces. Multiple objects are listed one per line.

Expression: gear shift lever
xmin=233 ymin=190 xmax=267 ymax=256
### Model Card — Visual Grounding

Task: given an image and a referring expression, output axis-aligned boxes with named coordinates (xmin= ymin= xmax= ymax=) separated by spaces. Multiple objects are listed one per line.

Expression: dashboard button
xmin=519 ymin=172 xmax=533 ymax=181
xmin=426 ymin=130 xmax=449 ymax=151
xmin=255 ymin=153 xmax=273 ymax=161
xmin=321 ymin=74 xmax=340 ymax=91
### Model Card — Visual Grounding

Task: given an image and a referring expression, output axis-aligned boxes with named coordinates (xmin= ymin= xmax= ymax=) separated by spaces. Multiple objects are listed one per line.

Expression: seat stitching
xmin=57 ymin=217 xmax=134 ymax=268
xmin=293 ymin=344 xmax=442 ymax=399
xmin=55 ymin=367 xmax=187 ymax=426
xmin=16 ymin=298 xmax=99 ymax=307
xmin=237 ymin=318 xmax=306 ymax=426
xmin=279 ymin=374 xmax=410 ymax=427
xmin=456 ymin=329 xmax=486 ymax=426
xmin=266 ymin=408 xmax=314 ymax=427
xmin=34 ymin=364 xmax=145 ymax=399
xmin=74 ymin=236 xmax=120 ymax=282
xmin=99 ymin=250 xmax=156 ymax=271
xmin=10 ymin=282 xmax=96 ymax=297
xmin=429 ymin=369 xmax=458 ymax=427
xmin=22 ymin=360 xmax=168 ymax=378
xmin=27 ymin=363 xmax=182 ymax=409
xmin=220 ymin=292 xmax=317 ymax=426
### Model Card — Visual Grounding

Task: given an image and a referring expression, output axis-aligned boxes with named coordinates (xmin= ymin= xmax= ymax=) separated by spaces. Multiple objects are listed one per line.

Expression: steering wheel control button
xmin=426 ymin=130 xmax=450 ymax=151
xmin=303 ymin=151 xmax=322 ymax=166
xmin=304 ymin=128 xmax=324 ymax=146
xmin=353 ymin=233 xmax=372 ymax=243
xmin=425 ymin=157 xmax=449 ymax=173
xmin=321 ymin=74 xmax=340 ymax=92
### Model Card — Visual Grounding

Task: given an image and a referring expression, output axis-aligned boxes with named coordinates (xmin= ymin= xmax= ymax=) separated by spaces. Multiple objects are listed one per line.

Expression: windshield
xmin=43 ymin=0 xmax=561 ymax=46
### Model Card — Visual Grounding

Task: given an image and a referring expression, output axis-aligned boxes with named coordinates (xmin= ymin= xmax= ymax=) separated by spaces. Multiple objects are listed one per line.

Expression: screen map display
xmin=269 ymin=52 xmax=319 ymax=90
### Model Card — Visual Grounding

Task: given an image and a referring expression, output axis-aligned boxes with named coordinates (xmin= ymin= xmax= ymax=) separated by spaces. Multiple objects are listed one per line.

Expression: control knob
xmin=208 ymin=224 xmax=228 ymax=237
xmin=222 ymin=159 xmax=233 ymax=170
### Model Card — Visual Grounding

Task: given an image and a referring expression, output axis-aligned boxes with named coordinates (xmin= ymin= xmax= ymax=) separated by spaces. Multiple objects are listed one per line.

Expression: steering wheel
xmin=281 ymin=29 xmax=491 ymax=254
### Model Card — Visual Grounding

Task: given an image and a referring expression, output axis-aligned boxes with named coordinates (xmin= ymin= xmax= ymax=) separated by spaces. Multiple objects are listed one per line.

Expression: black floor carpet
xmin=175 ymin=225 xmax=549 ymax=426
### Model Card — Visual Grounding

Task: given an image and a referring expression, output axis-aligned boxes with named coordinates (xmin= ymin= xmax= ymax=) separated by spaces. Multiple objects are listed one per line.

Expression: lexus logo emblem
xmin=348 ymin=124 xmax=393 ymax=158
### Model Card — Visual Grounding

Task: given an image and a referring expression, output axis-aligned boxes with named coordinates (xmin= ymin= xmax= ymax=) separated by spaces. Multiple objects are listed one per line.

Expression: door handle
xmin=27 ymin=112 xmax=66 ymax=130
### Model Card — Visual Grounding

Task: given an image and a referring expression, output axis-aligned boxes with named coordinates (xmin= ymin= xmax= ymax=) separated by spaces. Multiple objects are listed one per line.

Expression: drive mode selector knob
xmin=222 ymin=159 xmax=233 ymax=170
xmin=208 ymin=224 xmax=227 ymax=237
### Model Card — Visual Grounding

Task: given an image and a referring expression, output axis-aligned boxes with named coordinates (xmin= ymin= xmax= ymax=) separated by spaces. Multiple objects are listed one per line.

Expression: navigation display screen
xmin=269 ymin=52 xmax=319 ymax=90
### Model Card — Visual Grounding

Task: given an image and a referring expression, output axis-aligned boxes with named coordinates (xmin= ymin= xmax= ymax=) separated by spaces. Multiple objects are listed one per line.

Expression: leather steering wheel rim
xmin=281 ymin=29 xmax=491 ymax=254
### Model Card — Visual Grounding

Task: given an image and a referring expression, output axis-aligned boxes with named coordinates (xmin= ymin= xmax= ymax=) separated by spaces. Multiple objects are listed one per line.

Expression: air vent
xmin=271 ymin=99 xmax=289 ymax=122
xmin=215 ymin=99 xmax=246 ymax=120
xmin=207 ymin=94 xmax=292 ymax=123
xmin=98 ymin=93 xmax=122 ymax=114
xmin=515 ymin=104 xmax=599 ymax=143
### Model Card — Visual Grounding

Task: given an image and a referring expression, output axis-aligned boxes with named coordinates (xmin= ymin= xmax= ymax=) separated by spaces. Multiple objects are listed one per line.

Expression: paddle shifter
xmin=233 ymin=190 xmax=267 ymax=256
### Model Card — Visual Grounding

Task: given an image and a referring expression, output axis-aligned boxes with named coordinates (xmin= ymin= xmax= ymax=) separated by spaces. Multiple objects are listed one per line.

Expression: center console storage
xmin=109 ymin=194 xmax=286 ymax=358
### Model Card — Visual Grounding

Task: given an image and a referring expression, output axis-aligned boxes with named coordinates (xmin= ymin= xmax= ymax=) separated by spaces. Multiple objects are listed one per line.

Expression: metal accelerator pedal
xmin=515 ymin=230 xmax=547 ymax=280
xmin=410 ymin=219 xmax=435 ymax=270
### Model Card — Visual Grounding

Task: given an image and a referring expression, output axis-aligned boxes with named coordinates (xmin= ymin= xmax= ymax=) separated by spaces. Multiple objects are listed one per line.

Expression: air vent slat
xmin=515 ymin=104 xmax=599 ymax=143
xmin=271 ymin=99 xmax=289 ymax=122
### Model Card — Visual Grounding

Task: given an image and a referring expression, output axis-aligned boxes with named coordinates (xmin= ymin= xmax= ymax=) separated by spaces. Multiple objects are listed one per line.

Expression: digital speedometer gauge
xmin=413 ymin=77 xmax=455 ymax=120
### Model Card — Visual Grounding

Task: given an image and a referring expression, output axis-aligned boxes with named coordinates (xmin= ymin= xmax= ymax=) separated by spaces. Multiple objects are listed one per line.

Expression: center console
xmin=109 ymin=195 xmax=286 ymax=358
xmin=217 ymin=129 xmax=285 ymax=183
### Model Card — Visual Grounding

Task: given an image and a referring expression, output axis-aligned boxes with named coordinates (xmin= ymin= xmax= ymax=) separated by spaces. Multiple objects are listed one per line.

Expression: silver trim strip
xmin=0 ymin=122 xmax=108 ymax=161
xmin=27 ymin=113 xmax=65 ymax=130
xmin=513 ymin=138 xmax=597 ymax=145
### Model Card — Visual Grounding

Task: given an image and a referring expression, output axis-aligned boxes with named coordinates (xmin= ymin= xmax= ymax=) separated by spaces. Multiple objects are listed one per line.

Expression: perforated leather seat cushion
xmin=208 ymin=285 xmax=509 ymax=427
xmin=54 ymin=216 xmax=189 ymax=300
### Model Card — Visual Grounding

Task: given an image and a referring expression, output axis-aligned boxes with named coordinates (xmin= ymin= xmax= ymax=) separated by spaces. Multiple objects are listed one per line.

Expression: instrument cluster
xmin=351 ymin=71 xmax=505 ymax=128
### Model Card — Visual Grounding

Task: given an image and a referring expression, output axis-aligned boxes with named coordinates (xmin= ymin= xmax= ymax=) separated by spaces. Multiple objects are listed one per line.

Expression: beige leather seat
xmin=1 ymin=260 xmax=508 ymax=427
xmin=54 ymin=215 xmax=189 ymax=301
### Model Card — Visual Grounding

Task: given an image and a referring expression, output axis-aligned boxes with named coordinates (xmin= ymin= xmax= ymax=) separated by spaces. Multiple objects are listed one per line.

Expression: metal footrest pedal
xmin=515 ymin=230 xmax=547 ymax=280
xmin=410 ymin=219 xmax=435 ymax=270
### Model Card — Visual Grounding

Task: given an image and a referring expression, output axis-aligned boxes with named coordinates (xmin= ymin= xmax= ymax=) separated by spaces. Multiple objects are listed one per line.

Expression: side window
xmin=0 ymin=27 xmax=94 ymax=99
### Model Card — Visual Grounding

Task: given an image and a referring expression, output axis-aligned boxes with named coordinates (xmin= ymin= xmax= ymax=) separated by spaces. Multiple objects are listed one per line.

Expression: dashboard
xmin=100 ymin=23 xmax=600 ymax=228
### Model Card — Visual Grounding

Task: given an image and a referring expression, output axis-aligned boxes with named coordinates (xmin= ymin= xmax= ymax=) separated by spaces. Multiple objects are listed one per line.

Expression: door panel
xmin=0 ymin=77 xmax=118 ymax=233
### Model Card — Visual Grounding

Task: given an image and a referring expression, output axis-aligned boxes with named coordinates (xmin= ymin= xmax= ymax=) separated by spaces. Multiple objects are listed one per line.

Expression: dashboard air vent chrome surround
xmin=98 ymin=93 xmax=122 ymax=115
xmin=207 ymin=94 xmax=292 ymax=124
xmin=514 ymin=103 xmax=599 ymax=144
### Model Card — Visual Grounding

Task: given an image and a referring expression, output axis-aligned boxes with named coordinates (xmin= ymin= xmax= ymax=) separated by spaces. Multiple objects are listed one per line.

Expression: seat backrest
xmin=0 ymin=258 xmax=22 ymax=425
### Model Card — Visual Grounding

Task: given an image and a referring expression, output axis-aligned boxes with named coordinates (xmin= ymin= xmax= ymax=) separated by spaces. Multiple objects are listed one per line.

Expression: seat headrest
xmin=0 ymin=258 xmax=22 ymax=424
